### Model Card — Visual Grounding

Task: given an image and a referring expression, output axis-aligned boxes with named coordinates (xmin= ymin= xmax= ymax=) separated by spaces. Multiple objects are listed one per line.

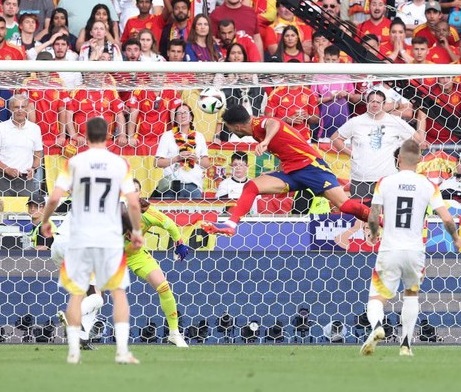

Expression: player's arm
xmin=256 ymin=118 xmax=280 ymax=156
xmin=434 ymin=205 xmax=461 ymax=249
xmin=143 ymin=206 xmax=188 ymax=260
xmin=330 ymin=131 xmax=352 ymax=156
xmin=368 ymin=204 xmax=381 ymax=243
xmin=125 ymin=191 xmax=143 ymax=249
xmin=42 ymin=186 xmax=66 ymax=237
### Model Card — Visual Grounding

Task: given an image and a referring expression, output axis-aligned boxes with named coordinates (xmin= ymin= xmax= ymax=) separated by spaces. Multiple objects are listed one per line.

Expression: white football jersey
xmin=372 ymin=169 xmax=445 ymax=252
xmin=54 ymin=148 xmax=135 ymax=249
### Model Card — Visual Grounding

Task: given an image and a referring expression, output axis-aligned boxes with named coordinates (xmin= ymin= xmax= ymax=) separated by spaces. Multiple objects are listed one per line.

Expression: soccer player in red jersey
xmin=201 ymin=105 xmax=372 ymax=236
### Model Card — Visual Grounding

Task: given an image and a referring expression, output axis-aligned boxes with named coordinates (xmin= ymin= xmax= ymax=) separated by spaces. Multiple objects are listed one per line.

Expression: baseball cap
xmin=425 ymin=1 xmax=441 ymax=12
xmin=26 ymin=193 xmax=46 ymax=206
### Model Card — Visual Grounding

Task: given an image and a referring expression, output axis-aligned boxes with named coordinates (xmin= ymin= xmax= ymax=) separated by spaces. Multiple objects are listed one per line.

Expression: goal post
xmin=0 ymin=61 xmax=460 ymax=345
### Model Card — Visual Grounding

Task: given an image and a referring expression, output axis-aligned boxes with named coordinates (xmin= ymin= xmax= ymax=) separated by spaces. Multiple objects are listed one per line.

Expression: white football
xmin=198 ymin=87 xmax=226 ymax=114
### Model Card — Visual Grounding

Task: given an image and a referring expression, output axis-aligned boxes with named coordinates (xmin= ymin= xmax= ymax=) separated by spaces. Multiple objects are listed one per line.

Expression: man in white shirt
xmin=331 ymin=90 xmax=424 ymax=203
xmin=0 ymin=94 xmax=42 ymax=196
xmin=361 ymin=139 xmax=461 ymax=356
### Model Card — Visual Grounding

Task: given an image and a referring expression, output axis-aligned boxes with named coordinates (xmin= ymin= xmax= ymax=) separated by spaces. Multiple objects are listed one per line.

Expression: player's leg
xmin=65 ymin=294 xmax=84 ymax=363
xmin=399 ymin=290 xmax=418 ymax=357
xmin=128 ymin=250 xmax=188 ymax=347
xmin=323 ymin=186 xmax=371 ymax=222
xmin=201 ymin=175 xmax=287 ymax=235
xmin=96 ymin=248 xmax=139 ymax=364
xmin=399 ymin=250 xmax=425 ymax=356
xmin=59 ymin=247 xmax=93 ymax=364
xmin=80 ymin=285 xmax=104 ymax=349
xmin=360 ymin=252 xmax=400 ymax=356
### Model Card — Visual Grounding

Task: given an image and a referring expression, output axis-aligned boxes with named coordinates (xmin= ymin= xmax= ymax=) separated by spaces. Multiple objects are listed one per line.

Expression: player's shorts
xmin=369 ymin=249 xmax=426 ymax=299
xmin=127 ymin=247 xmax=160 ymax=280
xmin=60 ymin=247 xmax=129 ymax=295
xmin=268 ymin=158 xmax=340 ymax=195
xmin=51 ymin=240 xmax=97 ymax=286
xmin=50 ymin=240 xmax=66 ymax=269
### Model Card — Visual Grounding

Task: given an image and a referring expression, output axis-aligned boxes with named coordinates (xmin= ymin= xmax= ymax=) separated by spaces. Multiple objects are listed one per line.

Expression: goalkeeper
xmin=202 ymin=104 xmax=373 ymax=236
xmin=123 ymin=179 xmax=189 ymax=347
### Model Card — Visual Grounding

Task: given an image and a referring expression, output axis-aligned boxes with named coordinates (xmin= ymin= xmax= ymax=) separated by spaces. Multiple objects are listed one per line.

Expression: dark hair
xmin=48 ymin=7 xmax=70 ymax=36
xmin=225 ymin=42 xmax=248 ymax=62
xmin=324 ymin=45 xmax=340 ymax=57
xmin=86 ymin=117 xmax=108 ymax=143
xmin=187 ymin=13 xmax=221 ymax=61
xmin=366 ymin=90 xmax=386 ymax=102
xmin=122 ymin=38 xmax=141 ymax=52
xmin=362 ymin=33 xmax=379 ymax=44
xmin=168 ymin=38 xmax=186 ymax=51
xmin=231 ymin=151 xmax=248 ymax=164
xmin=0 ymin=16 xmax=5 ymax=25
xmin=172 ymin=0 xmax=191 ymax=10
xmin=218 ymin=19 xmax=235 ymax=29
xmin=222 ymin=105 xmax=251 ymax=125
xmin=133 ymin=178 xmax=141 ymax=190
xmin=53 ymin=34 xmax=70 ymax=45
xmin=274 ymin=25 xmax=303 ymax=62
xmin=84 ymin=4 xmax=116 ymax=42
xmin=390 ymin=17 xmax=406 ymax=32
xmin=411 ymin=36 xmax=429 ymax=46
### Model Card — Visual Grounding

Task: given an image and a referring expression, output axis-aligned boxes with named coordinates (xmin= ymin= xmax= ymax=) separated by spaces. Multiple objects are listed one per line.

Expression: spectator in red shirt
xmin=263 ymin=1 xmax=312 ymax=57
xmin=414 ymin=1 xmax=459 ymax=47
xmin=427 ymin=20 xmax=460 ymax=63
xmin=210 ymin=0 xmax=263 ymax=59
xmin=271 ymin=25 xmax=310 ymax=63
xmin=357 ymin=0 xmax=391 ymax=44
xmin=217 ymin=19 xmax=261 ymax=62
xmin=120 ymin=0 xmax=169 ymax=45
xmin=426 ymin=76 xmax=461 ymax=145
xmin=265 ymin=82 xmax=319 ymax=141
xmin=379 ymin=18 xmax=413 ymax=63
xmin=66 ymin=72 xmax=127 ymax=150
xmin=0 ymin=16 xmax=25 ymax=59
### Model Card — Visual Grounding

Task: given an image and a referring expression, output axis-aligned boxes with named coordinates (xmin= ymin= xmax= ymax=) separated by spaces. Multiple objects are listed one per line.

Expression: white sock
xmin=114 ymin=322 xmax=130 ymax=356
xmin=367 ymin=299 xmax=384 ymax=330
xmin=80 ymin=294 xmax=103 ymax=340
xmin=400 ymin=296 xmax=419 ymax=346
xmin=67 ymin=326 xmax=81 ymax=357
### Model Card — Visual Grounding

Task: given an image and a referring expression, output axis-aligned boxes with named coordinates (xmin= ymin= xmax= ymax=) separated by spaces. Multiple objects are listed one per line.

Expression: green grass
xmin=0 ymin=344 xmax=459 ymax=392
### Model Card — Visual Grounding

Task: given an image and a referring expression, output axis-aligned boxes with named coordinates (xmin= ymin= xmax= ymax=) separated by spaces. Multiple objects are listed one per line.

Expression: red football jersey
xmin=250 ymin=117 xmax=321 ymax=173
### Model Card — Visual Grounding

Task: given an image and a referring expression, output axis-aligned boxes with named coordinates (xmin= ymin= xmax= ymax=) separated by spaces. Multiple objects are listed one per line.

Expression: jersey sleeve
xmin=143 ymin=206 xmax=181 ymax=242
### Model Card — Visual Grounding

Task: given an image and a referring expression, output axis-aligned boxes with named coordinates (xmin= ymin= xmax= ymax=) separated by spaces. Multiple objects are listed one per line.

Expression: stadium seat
xmin=0 ymin=197 xmax=29 ymax=213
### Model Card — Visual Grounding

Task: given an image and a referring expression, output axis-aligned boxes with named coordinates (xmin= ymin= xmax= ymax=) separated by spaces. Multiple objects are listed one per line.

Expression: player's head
xmin=222 ymin=105 xmax=251 ymax=137
xmin=398 ymin=139 xmax=421 ymax=168
xmin=27 ymin=193 xmax=46 ymax=220
xmin=230 ymin=151 xmax=249 ymax=180
xmin=223 ymin=105 xmax=251 ymax=125
xmin=133 ymin=178 xmax=141 ymax=193
xmin=86 ymin=117 xmax=108 ymax=143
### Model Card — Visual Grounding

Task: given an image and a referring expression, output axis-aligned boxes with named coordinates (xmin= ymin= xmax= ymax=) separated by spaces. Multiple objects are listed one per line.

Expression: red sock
xmin=339 ymin=198 xmax=370 ymax=222
xmin=229 ymin=181 xmax=259 ymax=224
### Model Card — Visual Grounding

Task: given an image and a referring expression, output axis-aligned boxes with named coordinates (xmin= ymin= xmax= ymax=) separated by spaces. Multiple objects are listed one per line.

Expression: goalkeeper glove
xmin=174 ymin=240 xmax=189 ymax=261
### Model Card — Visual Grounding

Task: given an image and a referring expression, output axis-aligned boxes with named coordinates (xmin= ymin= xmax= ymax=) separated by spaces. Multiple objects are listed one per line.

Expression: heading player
xmin=42 ymin=117 xmax=143 ymax=365
xmin=201 ymin=104 xmax=372 ymax=236
xmin=361 ymin=139 xmax=461 ymax=357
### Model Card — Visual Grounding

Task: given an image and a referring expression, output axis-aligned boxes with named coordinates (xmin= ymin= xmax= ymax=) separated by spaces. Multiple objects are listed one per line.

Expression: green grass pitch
xmin=0 ymin=345 xmax=458 ymax=392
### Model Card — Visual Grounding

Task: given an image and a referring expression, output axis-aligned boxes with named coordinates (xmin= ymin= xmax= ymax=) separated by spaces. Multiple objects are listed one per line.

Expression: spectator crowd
xmin=0 ymin=0 xmax=460 ymax=200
